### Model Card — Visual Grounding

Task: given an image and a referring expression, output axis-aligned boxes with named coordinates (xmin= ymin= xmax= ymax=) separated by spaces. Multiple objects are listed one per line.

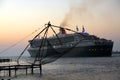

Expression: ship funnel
xmin=59 ymin=27 xmax=66 ymax=34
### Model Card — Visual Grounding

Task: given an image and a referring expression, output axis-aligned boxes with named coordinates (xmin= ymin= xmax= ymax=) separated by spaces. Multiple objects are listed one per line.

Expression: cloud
xmin=61 ymin=0 xmax=120 ymax=27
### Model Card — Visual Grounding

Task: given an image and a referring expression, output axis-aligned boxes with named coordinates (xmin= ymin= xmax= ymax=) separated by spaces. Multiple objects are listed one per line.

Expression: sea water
xmin=0 ymin=54 xmax=120 ymax=80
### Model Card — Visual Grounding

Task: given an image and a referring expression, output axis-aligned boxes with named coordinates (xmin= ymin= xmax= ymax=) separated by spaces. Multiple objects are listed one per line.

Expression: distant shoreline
xmin=112 ymin=51 xmax=120 ymax=54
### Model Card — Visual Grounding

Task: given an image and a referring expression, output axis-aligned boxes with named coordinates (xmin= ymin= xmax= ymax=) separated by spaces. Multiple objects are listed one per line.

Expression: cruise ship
xmin=28 ymin=24 xmax=113 ymax=58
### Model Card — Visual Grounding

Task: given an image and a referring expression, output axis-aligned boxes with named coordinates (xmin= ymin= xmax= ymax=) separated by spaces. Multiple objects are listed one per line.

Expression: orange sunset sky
xmin=0 ymin=0 xmax=120 ymax=56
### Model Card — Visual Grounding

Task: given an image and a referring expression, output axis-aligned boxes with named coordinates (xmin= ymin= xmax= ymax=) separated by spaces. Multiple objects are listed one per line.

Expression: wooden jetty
xmin=0 ymin=64 xmax=42 ymax=77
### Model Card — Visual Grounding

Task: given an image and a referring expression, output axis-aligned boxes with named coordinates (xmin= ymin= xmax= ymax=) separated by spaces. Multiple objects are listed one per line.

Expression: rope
xmin=41 ymin=39 xmax=80 ymax=64
xmin=27 ymin=22 xmax=82 ymax=64
xmin=0 ymin=26 xmax=43 ymax=54
xmin=16 ymin=22 xmax=82 ymax=65
xmin=33 ymin=26 xmax=49 ymax=64
xmin=17 ymin=25 xmax=48 ymax=64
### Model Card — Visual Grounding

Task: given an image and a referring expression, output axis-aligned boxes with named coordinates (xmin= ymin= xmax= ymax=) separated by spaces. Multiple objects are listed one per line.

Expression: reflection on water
xmin=0 ymin=54 xmax=120 ymax=80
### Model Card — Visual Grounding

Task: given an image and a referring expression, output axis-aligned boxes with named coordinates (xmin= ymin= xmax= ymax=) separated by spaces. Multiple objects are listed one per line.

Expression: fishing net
xmin=17 ymin=22 xmax=80 ymax=65
xmin=40 ymin=39 xmax=80 ymax=64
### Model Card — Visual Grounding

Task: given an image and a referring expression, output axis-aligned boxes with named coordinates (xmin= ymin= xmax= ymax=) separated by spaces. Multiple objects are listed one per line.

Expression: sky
xmin=0 ymin=0 xmax=120 ymax=56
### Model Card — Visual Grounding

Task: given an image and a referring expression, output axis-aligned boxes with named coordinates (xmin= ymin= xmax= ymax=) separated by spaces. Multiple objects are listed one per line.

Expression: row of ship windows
xmin=89 ymin=48 xmax=110 ymax=51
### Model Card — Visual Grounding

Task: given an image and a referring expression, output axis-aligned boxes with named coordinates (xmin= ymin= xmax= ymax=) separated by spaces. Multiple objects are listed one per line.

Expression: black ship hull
xmin=28 ymin=43 xmax=113 ymax=57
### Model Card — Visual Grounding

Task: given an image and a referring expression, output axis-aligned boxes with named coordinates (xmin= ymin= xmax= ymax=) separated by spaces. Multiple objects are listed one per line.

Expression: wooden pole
xmin=4 ymin=70 xmax=5 ymax=76
xmin=40 ymin=62 xmax=42 ymax=75
xmin=26 ymin=68 xmax=27 ymax=75
xmin=15 ymin=66 xmax=17 ymax=76
xmin=9 ymin=65 xmax=11 ymax=77
xmin=31 ymin=64 xmax=34 ymax=74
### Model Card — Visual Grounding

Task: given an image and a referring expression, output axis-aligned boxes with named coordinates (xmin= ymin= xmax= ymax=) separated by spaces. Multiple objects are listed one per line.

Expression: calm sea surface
xmin=0 ymin=54 xmax=120 ymax=80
